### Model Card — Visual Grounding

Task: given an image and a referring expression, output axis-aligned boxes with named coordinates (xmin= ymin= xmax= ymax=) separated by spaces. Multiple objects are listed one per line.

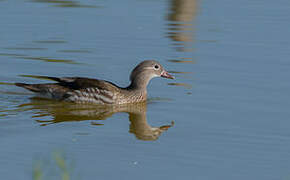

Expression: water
xmin=1 ymin=0 xmax=290 ymax=179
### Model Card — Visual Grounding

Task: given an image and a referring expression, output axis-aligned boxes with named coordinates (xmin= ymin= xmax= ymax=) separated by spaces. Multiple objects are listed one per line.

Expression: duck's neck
xmin=117 ymin=74 xmax=151 ymax=104
xmin=126 ymin=73 xmax=152 ymax=92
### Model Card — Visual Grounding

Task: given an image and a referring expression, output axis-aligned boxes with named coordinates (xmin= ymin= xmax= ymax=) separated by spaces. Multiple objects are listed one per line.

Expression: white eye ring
xmin=154 ymin=65 xmax=159 ymax=69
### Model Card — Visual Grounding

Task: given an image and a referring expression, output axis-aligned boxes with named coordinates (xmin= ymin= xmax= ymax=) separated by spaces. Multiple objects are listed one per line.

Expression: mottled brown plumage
xmin=15 ymin=60 xmax=174 ymax=105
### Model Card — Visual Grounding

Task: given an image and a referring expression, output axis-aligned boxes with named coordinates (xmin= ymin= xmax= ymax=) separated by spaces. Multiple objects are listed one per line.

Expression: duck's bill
xmin=161 ymin=71 xmax=174 ymax=79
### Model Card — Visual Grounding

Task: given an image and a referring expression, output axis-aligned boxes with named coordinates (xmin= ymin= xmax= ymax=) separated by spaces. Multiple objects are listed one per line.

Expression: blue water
xmin=1 ymin=0 xmax=290 ymax=179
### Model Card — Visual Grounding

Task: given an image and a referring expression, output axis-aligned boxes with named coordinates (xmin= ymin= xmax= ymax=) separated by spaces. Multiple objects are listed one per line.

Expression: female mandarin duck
xmin=16 ymin=60 xmax=174 ymax=104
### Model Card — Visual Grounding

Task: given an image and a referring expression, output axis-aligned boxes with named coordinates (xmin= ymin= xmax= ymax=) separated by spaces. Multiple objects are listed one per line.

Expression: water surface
xmin=1 ymin=0 xmax=290 ymax=179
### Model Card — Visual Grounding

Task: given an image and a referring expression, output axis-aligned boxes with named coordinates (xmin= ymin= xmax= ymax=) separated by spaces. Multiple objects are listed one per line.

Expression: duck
xmin=15 ymin=60 xmax=174 ymax=105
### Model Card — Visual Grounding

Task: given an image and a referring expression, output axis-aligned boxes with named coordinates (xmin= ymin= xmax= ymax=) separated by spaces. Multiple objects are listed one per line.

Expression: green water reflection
xmin=33 ymin=151 xmax=74 ymax=180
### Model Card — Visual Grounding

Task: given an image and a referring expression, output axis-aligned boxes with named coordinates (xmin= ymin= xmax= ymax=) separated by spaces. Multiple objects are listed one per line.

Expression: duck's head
xmin=129 ymin=60 xmax=174 ymax=89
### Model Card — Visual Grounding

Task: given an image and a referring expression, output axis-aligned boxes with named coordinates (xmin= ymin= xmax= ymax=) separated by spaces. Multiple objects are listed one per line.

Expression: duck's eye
xmin=154 ymin=65 xmax=159 ymax=69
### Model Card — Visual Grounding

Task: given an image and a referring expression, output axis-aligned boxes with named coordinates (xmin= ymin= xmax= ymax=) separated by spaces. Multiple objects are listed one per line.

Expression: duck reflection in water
xmin=18 ymin=97 xmax=174 ymax=141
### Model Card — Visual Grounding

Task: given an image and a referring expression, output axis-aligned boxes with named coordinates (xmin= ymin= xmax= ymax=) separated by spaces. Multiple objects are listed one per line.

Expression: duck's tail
xmin=15 ymin=83 xmax=41 ymax=92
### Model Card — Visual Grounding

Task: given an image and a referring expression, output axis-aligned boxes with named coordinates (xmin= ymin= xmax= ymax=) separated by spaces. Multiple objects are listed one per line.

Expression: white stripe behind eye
xmin=143 ymin=67 xmax=154 ymax=70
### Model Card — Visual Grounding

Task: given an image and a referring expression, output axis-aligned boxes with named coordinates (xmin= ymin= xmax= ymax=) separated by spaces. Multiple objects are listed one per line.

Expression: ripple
xmin=33 ymin=40 xmax=67 ymax=44
xmin=19 ymin=56 xmax=81 ymax=64
xmin=168 ymin=71 xmax=192 ymax=74
xmin=58 ymin=49 xmax=92 ymax=53
xmin=167 ymin=23 xmax=193 ymax=26
xmin=54 ymin=3 xmax=98 ymax=8
xmin=31 ymin=0 xmax=99 ymax=8
xmin=0 ymin=52 xmax=82 ymax=65
xmin=198 ymin=39 xmax=218 ymax=43
xmin=166 ymin=0 xmax=196 ymax=52
xmin=166 ymin=31 xmax=193 ymax=42
xmin=3 ymin=47 xmax=47 ymax=51
xmin=167 ymin=59 xmax=195 ymax=64
xmin=167 ymin=26 xmax=193 ymax=31
xmin=18 ymin=75 xmax=59 ymax=81
xmin=168 ymin=82 xmax=192 ymax=89
xmin=0 ymin=53 xmax=27 ymax=57
xmin=0 ymin=82 xmax=15 ymax=86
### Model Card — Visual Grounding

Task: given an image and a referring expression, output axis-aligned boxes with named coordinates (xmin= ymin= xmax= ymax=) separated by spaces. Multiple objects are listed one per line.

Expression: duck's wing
xmin=56 ymin=77 xmax=119 ymax=104
xmin=16 ymin=76 xmax=120 ymax=104
xmin=40 ymin=76 xmax=119 ymax=90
